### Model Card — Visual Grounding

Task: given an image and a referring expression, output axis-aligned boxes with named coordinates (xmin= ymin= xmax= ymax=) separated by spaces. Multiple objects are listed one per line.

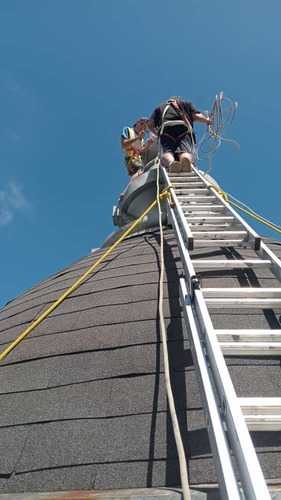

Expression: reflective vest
xmin=124 ymin=127 xmax=143 ymax=175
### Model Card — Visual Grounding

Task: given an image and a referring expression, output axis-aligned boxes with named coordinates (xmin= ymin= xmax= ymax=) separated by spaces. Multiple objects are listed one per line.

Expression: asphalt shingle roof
xmin=0 ymin=229 xmax=280 ymax=494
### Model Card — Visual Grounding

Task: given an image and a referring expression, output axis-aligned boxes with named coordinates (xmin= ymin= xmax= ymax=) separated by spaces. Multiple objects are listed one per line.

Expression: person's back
xmin=148 ymin=96 xmax=213 ymax=172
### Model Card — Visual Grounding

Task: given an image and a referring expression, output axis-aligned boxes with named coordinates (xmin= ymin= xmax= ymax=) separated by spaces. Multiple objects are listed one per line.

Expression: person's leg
xmin=162 ymin=153 xmax=182 ymax=173
xmin=177 ymin=134 xmax=195 ymax=172
xmin=178 ymin=152 xmax=192 ymax=172
xmin=159 ymin=137 xmax=180 ymax=172
xmin=161 ymin=152 xmax=175 ymax=168
xmin=178 ymin=152 xmax=192 ymax=162
xmin=118 ymin=168 xmax=144 ymax=201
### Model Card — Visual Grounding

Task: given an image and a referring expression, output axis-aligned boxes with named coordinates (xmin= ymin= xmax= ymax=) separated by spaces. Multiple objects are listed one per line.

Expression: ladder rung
xmin=205 ymin=298 xmax=281 ymax=308
xmin=191 ymin=225 xmax=238 ymax=231
xmin=219 ymin=342 xmax=281 ymax=355
xmin=169 ymin=176 xmax=198 ymax=180
xmin=239 ymin=398 xmax=281 ymax=431
xmin=177 ymin=196 xmax=216 ymax=202
xmin=176 ymin=189 xmax=209 ymax=195
xmin=239 ymin=398 xmax=281 ymax=414
xmin=185 ymin=216 xmax=235 ymax=222
xmin=183 ymin=205 xmax=225 ymax=212
xmin=180 ymin=199 xmax=217 ymax=203
xmin=168 ymin=172 xmax=196 ymax=177
xmin=215 ymin=329 xmax=281 ymax=341
xmin=243 ymin=416 xmax=281 ymax=431
xmin=192 ymin=259 xmax=272 ymax=270
xmin=204 ymin=288 xmax=281 ymax=308
xmin=194 ymin=239 xmax=245 ymax=247
xmin=202 ymin=288 xmax=281 ymax=298
xmin=193 ymin=231 xmax=247 ymax=238
xmin=173 ymin=182 xmax=204 ymax=188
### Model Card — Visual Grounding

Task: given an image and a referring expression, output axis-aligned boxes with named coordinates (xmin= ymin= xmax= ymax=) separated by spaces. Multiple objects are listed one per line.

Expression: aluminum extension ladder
xmin=163 ymin=166 xmax=281 ymax=500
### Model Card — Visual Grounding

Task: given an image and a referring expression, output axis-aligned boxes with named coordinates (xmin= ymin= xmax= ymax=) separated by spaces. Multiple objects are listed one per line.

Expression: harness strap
xmin=125 ymin=127 xmax=143 ymax=175
xmin=162 ymin=131 xmax=189 ymax=142
xmin=158 ymin=119 xmax=186 ymax=135
xmin=158 ymin=100 xmax=194 ymax=138
xmin=125 ymin=127 xmax=143 ymax=154
xmin=171 ymin=99 xmax=193 ymax=133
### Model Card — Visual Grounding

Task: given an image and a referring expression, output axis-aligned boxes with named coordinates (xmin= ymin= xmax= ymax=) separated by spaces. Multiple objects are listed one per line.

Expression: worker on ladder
xmin=121 ymin=117 xmax=154 ymax=177
xmin=148 ymin=96 xmax=213 ymax=173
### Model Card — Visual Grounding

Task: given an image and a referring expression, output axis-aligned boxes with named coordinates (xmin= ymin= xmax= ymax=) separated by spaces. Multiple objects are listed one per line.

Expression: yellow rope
xmin=207 ymin=184 xmax=281 ymax=235
xmin=0 ymin=186 xmax=174 ymax=363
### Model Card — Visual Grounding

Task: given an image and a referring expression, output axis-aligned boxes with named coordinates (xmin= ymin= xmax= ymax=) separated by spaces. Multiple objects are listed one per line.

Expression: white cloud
xmin=0 ymin=209 xmax=13 ymax=226
xmin=0 ymin=182 xmax=30 ymax=226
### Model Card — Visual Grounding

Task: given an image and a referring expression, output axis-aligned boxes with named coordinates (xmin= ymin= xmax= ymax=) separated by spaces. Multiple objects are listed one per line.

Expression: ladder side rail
xmin=257 ymin=240 xmax=281 ymax=282
xmin=165 ymin=200 xmax=198 ymax=293
xmin=163 ymin=168 xmax=194 ymax=250
xmin=166 ymin=192 xmax=242 ymax=497
xmin=166 ymin=190 xmax=269 ymax=498
xmin=166 ymin=172 xmax=271 ymax=497
xmin=194 ymin=167 xmax=261 ymax=250
xmin=193 ymin=288 xmax=271 ymax=500
xmin=179 ymin=279 xmax=242 ymax=499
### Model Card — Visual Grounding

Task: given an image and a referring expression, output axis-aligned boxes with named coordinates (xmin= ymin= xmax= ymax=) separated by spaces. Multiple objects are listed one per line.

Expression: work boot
xmin=169 ymin=161 xmax=181 ymax=173
xmin=180 ymin=156 xmax=191 ymax=172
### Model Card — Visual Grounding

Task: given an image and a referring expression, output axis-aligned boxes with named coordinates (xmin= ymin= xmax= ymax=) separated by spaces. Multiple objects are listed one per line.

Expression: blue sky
xmin=1 ymin=0 xmax=281 ymax=308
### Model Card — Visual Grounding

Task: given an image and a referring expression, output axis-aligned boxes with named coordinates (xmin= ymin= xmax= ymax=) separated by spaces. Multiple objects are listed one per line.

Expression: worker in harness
xmin=148 ymin=96 xmax=213 ymax=173
xmin=121 ymin=118 xmax=154 ymax=177
xmin=119 ymin=117 xmax=155 ymax=201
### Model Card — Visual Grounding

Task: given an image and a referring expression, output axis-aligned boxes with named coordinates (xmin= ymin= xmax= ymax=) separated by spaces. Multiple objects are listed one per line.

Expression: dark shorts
xmin=159 ymin=132 xmax=194 ymax=157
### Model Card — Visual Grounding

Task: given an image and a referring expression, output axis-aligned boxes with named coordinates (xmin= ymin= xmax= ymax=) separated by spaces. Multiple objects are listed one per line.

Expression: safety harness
xmin=124 ymin=127 xmax=143 ymax=175
xmin=158 ymin=99 xmax=194 ymax=142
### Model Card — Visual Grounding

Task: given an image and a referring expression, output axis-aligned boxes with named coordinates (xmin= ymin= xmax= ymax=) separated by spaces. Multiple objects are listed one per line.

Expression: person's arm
xmin=140 ymin=137 xmax=154 ymax=155
xmin=147 ymin=120 xmax=158 ymax=136
xmin=121 ymin=129 xmax=145 ymax=150
xmin=192 ymin=112 xmax=213 ymax=125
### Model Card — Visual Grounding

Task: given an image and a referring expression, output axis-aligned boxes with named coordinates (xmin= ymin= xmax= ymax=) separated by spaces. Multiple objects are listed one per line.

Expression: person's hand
xmin=138 ymin=130 xmax=146 ymax=140
xmin=146 ymin=138 xmax=154 ymax=147
xmin=207 ymin=117 xmax=214 ymax=125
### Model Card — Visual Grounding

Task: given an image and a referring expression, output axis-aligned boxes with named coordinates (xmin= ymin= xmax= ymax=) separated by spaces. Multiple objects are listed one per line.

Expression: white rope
xmin=197 ymin=92 xmax=240 ymax=174
xmin=156 ymin=164 xmax=191 ymax=500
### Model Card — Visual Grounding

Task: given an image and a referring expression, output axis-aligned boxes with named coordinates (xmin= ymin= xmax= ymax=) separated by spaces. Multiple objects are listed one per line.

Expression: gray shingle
xmin=0 ymin=379 xmax=111 ymax=426
xmin=0 ymin=357 xmax=61 ymax=392
xmin=94 ymin=460 xmax=180 ymax=489
xmin=1 ymin=324 xmax=123 ymax=364
xmin=0 ymin=304 xmax=45 ymax=334
xmin=0 ymin=426 xmax=30 ymax=475
xmin=16 ymin=420 xmax=107 ymax=473
xmin=0 ymin=465 xmax=96 ymax=494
